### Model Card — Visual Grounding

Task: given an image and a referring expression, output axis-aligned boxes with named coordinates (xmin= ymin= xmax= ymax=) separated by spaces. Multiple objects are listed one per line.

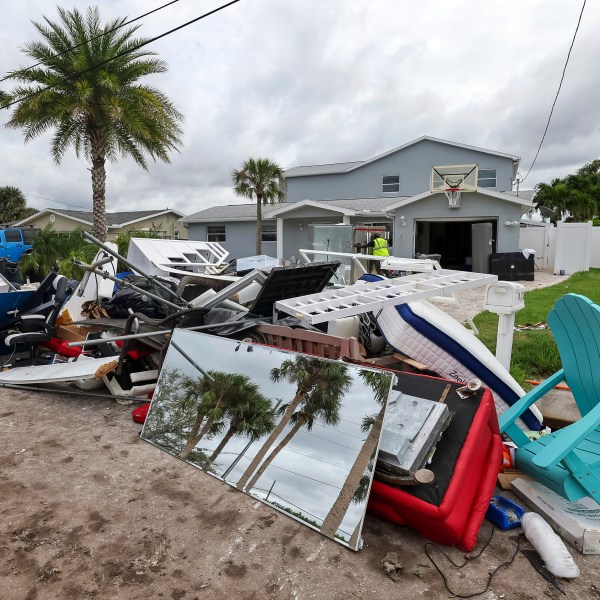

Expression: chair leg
xmin=564 ymin=453 xmax=600 ymax=504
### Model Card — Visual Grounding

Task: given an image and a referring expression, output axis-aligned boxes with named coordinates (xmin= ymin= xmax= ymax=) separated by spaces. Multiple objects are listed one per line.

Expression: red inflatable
xmin=367 ymin=373 xmax=502 ymax=552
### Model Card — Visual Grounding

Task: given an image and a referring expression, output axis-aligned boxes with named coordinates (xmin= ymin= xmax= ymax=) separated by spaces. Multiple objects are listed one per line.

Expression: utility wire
xmin=520 ymin=0 xmax=586 ymax=183
xmin=0 ymin=0 xmax=184 ymax=84
xmin=2 ymin=0 xmax=242 ymax=110
xmin=24 ymin=192 xmax=92 ymax=210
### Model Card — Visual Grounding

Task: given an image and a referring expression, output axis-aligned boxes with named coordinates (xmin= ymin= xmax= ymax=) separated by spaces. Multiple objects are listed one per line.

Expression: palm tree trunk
xmin=348 ymin=517 xmax=363 ymax=549
xmin=89 ymin=126 xmax=108 ymax=242
xmin=319 ymin=406 xmax=385 ymax=540
xmin=245 ymin=417 xmax=305 ymax=492
xmin=206 ymin=425 xmax=237 ymax=465
xmin=236 ymin=390 xmax=305 ymax=490
xmin=256 ymin=194 xmax=263 ymax=255
xmin=179 ymin=415 xmax=213 ymax=459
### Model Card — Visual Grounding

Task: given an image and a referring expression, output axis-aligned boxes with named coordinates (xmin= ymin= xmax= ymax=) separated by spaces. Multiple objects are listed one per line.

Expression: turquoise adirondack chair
xmin=499 ymin=293 xmax=600 ymax=504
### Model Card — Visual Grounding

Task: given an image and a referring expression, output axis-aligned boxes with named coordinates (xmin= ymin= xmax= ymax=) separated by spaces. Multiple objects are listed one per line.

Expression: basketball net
xmin=445 ymin=187 xmax=462 ymax=207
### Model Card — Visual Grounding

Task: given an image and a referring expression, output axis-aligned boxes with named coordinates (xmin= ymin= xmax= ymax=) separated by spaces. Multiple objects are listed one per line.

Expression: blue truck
xmin=0 ymin=227 xmax=39 ymax=263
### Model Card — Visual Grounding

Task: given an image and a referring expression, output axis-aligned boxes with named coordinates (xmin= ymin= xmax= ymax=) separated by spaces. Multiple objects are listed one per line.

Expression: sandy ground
xmin=1 ymin=385 xmax=598 ymax=600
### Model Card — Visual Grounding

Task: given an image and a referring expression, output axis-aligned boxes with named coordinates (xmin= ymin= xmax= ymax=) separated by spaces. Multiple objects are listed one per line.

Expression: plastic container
xmin=485 ymin=495 xmax=525 ymax=530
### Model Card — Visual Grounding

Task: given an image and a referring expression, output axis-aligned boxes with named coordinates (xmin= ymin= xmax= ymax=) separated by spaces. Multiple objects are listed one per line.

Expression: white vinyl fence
xmin=519 ymin=221 xmax=600 ymax=273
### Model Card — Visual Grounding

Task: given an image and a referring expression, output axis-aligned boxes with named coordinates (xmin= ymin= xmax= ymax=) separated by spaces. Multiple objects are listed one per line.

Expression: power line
xmin=24 ymin=192 xmax=91 ymax=210
xmin=0 ymin=0 xmax=184 ymax=84
xmin=520 ymin=0 xmax=586 ymax=183
xmin=3 ymin=0 xmax=242 ymax=110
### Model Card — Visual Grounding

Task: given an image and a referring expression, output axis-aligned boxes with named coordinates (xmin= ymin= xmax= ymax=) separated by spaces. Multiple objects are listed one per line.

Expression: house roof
xmin=384 ymin=188 xmax=535 ymax=211
xmin=284 ymin=136 xmax=521 ymax=178
xmin=15 ymin=208 xmax=184 ymax=228
xmin=503 ymin=189 xmax=536 ymax=203
xmin=183 ymin=196 xmax=408 ymax=223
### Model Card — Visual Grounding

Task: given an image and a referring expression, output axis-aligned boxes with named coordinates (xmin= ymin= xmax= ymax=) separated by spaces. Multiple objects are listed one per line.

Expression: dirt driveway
xmin=1 ymin=386 xmax=598 ymax=600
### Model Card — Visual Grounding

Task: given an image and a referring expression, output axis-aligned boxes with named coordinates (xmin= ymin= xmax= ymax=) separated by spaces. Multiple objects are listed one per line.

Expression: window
xmin=382 ymin=175 xmax=400 ymax=193
xmin=173 ymin=230 xmax=181 ymax=240
xmin=207 ymin=225 xmax=226 ymax=242
xmin=478 ymin=169 xmax=497 ymax=188
xmin=4 ymin=230 xmax=21 ymax=243
xmin=261 ymin=222 xmax=277 ymax=242
xmin=22 ymin=228 xmax=40 ymax=244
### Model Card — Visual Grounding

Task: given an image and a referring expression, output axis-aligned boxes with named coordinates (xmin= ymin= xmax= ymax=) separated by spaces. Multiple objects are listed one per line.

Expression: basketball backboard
xmin=431 ymin=164 xmax=478 ymax=208
xmin=431 ymin=164 xmax=478 ymax=192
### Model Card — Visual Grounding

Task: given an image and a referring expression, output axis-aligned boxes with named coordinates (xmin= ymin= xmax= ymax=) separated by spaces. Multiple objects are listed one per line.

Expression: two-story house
xmin=183 ymin=136 xmax=534 ymax=271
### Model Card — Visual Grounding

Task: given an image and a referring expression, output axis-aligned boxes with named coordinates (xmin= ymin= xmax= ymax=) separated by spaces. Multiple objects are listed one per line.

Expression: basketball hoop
xmin=445 ymin=187 xmax=462 ymax=208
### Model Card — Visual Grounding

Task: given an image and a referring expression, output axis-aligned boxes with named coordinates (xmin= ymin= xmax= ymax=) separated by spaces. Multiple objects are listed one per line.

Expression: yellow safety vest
xmin=372 ymin=237 xmax=389 ymax=256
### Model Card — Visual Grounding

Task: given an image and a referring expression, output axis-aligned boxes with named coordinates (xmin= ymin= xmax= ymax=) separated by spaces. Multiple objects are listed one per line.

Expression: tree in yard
xmin=0 ymin=186 xmax=29 ymax=223
xmin=319 ymin=370 xmax=392 ymax=542
xmin=232 ymin=157 xmax=286 ymax=255
xmin=236 ymin=357 xmax=352 ymax=491
xmin=534 ymin=161 xmax=600 ymax=224
xmin=2 ymin=6 xmax=183 ymax=242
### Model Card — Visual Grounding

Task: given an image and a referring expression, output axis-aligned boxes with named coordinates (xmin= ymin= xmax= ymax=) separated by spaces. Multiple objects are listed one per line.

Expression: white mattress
xmin=376 ymin=299 xmax=543 ymax=431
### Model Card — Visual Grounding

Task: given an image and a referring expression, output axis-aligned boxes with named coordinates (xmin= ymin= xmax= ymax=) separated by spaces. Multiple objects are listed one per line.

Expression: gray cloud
xmin=1 ymin=0 xmax=599 ymax=214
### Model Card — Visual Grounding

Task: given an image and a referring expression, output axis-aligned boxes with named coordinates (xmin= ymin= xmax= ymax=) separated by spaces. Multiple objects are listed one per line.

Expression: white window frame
xmin=207 ymin=225 xmax=226 ymax=243
xmin=478 ymin=168 xmax=497 ymax=188
xmin=382 ymin=175 xmax=400 ymax=193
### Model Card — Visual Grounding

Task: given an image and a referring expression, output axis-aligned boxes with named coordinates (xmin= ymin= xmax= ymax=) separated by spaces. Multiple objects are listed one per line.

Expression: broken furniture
xmin=377 ymin=392 xmax=451 ymax=480
xmin=499 ymin=293 xmax=600 ymax=504
xmin=368 ymin=372 xmax=502 ymax=552
xmin=126 ymin=236 xmax=229 ymax=277
xmin=4 ymin=274 xmax=68 ymax=364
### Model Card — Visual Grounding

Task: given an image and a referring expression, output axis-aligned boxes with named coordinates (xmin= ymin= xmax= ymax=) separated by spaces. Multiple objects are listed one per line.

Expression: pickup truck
xmin=0 ymin=227 xmax=39 ymax=262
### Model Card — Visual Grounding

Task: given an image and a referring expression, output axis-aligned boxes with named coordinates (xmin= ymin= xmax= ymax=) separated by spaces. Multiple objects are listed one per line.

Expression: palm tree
xmin=320 ymin=370 xmax=392 ymax=541
xmin=206 ymin=392 xmax=275 ymax=466
xmin=232 ymin=157 xmax=286 ymax=255
xmin=2 ymin=6 xmax=183 ymax=241
xmin=243 ymin=370 xmax=350 ymax=492
xmin=236 ymin=357 xmax=352 ymax=491
xmin=0 ymin=186 xmax=28 ymax=223
xmin=178 ymin=371 xmax=250 ymax=460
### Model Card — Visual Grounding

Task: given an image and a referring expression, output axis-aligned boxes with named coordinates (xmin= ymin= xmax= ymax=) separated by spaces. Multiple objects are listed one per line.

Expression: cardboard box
xmin=54 ymin=323 xmax=91 ymax=342
xmin=497 ymin=469 xmax=532 ymax=490
xmin=511 ymin=478 xmax=600 ymax=554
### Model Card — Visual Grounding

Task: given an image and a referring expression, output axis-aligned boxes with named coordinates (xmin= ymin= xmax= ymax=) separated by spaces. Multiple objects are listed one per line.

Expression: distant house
xmin=14 ymin=208 xmax=187 ymax=241
xmin=184 ymin=136 xmax=534 ymax=271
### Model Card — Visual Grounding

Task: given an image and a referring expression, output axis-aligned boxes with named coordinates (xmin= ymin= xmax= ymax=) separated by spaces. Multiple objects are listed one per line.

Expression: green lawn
xmin=472 ymin=268 xmax=600 ymax=388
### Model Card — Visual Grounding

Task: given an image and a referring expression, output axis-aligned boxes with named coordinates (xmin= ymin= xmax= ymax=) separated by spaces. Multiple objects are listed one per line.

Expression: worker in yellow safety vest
xmin=356 ymin=233 xmax=389 ymax=274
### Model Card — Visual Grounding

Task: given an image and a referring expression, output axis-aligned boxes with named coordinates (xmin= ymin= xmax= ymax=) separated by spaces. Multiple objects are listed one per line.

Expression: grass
xmin=472 ymin=268 xmax=600 ymax=388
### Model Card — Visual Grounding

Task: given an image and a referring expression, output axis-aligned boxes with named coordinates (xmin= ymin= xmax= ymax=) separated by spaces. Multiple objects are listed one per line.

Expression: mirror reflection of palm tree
xmin=243 ymin=372 xmax=351 ymax=492
xmin=179 ymin=372 xmax=264 ymax=460
xmin=236 ymin=357 xmax=352 ymax=491
xmin=206 ymin=392 xmax=275 ymax=467
xmin=320 ymin=371 xmax=391 ymax=541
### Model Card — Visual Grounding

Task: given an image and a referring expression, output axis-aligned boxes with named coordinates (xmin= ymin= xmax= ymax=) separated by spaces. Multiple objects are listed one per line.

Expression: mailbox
xmin=484 ymin=281 xmax=525 ymax=314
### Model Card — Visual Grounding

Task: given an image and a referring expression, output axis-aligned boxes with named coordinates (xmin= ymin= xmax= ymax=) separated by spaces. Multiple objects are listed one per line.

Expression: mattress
xmin=375 ymin=299 xmax=543 ymax=431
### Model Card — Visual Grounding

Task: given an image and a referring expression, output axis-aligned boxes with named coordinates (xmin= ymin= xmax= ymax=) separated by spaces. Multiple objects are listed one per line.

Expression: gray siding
xmin=287 ymin=139 xmax=515 ymax=201
xmin=391 ymin=192 xmax=526 ymax=258
xmin=187 ymin=221 xmax=277 ymax=260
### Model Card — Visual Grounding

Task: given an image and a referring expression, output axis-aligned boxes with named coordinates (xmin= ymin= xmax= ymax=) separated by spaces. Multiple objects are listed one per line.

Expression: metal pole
xmin=66 ymin=318 xmax=260 ymax=347
xmin=81 ymin=230 xmax=185 ymax=303
xmin=265 ymin=480 xmax=276 ymax=501
xmin=169 ymin=339 xmax=214 ymax=382
xmin=0 ymin=382 xmax=148 ymax=403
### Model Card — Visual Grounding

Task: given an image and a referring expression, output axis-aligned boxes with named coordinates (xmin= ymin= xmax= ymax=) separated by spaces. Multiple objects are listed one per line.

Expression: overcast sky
xmin=1 ymin=0 xmax=598 ymax=216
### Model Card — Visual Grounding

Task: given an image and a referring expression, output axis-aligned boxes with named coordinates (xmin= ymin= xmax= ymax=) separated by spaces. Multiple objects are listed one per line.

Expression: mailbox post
xmin=483 ymin=282 xmax=526 ymax=370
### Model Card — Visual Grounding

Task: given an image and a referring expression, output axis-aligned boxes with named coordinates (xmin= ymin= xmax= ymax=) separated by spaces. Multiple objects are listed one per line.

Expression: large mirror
xmin=141 ymin=329 xmax=394 ymax=550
